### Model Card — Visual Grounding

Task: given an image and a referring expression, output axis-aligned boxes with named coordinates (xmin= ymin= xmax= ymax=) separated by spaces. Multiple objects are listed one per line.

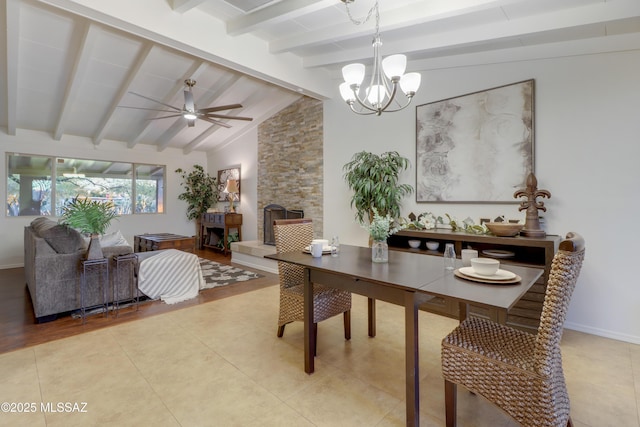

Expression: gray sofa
xmin=24 ymin=217 xmax=136 ymax=322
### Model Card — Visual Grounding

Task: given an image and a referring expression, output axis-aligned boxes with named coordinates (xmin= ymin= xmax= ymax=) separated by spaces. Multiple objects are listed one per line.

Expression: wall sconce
xmin=224 ymin=179 xmax=239 ymax=213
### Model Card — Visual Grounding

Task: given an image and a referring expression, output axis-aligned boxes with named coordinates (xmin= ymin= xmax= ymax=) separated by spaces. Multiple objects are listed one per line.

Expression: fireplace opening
xmin=263 ymin=204 xmax=304 ymax=245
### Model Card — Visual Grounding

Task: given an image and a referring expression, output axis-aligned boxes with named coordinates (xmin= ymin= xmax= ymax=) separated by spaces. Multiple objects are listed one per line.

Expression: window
xmin=135 ymin=164 xmax=165 ymax=214
xmin=6 ymin=154 xmax=165 ymax=217
xmin=7 ymin=154 xmax=52 ymax=216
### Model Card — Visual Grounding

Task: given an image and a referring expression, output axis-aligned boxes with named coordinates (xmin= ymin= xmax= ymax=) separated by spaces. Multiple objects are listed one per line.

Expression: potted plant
xmin=343 ymin=151 xmax=413 ymax=243
xmin=175 ymin=165 xmax=219 ymax=248
xmin=363 ymin=208 xmax=405 ymax=262
xmin=60 ymin=197 xmax=119 ymax=259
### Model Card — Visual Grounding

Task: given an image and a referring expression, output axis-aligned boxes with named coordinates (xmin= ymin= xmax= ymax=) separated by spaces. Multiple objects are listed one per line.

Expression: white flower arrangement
xmin=399 ymin=212 xmax=490 ymax=235
xmin=363 ymin=207 xmax=405 ymax=241
xmin=399 ymin=212 xmax=443 ymax=230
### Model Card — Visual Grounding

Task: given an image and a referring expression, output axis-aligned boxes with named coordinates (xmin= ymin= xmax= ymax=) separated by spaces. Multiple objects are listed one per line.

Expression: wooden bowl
xmin=486 ymin=222 xmax=523 ymax=237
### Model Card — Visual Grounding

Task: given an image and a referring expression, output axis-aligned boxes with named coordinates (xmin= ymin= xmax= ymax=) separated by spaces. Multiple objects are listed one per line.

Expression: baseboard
xmin=564 ymin=321 xmax=640 ymax=345
xmin=0 ymin=262 xmax=24 ymax=270
xmin=231 ymin=253 xmax=278 ymax=274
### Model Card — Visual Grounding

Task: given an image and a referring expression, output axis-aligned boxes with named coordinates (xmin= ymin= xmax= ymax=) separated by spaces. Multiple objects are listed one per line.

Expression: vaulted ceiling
xmin=2 ymin=0 xmax=639 ymax=153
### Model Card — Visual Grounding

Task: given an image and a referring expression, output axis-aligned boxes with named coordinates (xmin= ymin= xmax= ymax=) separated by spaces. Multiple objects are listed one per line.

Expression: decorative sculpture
xmin=514 ymin=173 xmax=550 ymax=237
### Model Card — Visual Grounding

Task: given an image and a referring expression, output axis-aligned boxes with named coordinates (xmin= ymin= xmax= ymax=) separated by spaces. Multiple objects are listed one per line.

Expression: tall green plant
xmin=175 ymin=165 xmax=218 ymax=221
xmin=60 ymin=197 xmax=118 ymax=235
xmin=343 ymin=151 xmax=413 ymax=224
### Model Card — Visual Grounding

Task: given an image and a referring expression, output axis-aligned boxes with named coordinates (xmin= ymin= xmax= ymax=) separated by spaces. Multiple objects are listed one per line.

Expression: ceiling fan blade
xmin=119 ymin=106 xmax=179 ymax=113
xmin=184 ymin=90 xmax=195 ymax=112
xmin=147 ymin=114 xmax=184 ymax=120
xmin=198 ymin=104 xmax=243 ymax=113
xmin=129 ymin=92 xmax=182 ymax=112
xmin=200 ymin=116 xmax=232 ymax=128
xmin=203 ymin=113 xmax=253 ymax=121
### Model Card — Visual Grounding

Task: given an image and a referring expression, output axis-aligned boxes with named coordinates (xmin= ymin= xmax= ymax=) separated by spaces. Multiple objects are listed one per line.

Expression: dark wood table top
xmin=267 ymin=244 xmax=543 ymax=311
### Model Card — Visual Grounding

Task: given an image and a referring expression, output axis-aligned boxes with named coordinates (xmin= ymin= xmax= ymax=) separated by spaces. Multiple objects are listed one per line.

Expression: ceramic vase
xmin=86 ymin=234 xmax=104 ymax=260
xmin=371 ymin=240 xmax=388 ymax=263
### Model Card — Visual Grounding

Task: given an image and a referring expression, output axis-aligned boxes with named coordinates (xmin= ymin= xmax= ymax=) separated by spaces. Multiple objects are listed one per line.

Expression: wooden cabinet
xmin=388 ymin=229 xmax=561 ymax=333
xmin=134 ymin=233 xmax=195 ymax=253
xmin=200 ymin=212 xmax=242 ymax=255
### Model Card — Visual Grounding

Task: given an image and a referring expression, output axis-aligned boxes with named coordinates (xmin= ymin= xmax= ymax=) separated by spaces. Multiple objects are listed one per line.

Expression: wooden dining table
xmin=266 ymin=244 xmax=543 ymax=427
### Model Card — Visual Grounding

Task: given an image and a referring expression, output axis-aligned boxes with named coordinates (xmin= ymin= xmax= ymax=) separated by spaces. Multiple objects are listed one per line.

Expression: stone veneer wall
xmin=257 ymin=96 xmax=323 ymax=241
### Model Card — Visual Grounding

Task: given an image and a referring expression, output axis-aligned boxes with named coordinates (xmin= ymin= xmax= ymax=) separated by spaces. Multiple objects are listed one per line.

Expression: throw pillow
xmin=41 ymin=225 xmax=85 ymax=254
xmin=30 ymin=217 xmax=58 ymax=237
xmin=100 ymin=230 xmax=131 ymax=248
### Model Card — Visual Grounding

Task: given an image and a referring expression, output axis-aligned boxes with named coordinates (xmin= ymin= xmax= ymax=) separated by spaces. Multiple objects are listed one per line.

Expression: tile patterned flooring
xmin=0 ymin=285 xmax=638 ymax=426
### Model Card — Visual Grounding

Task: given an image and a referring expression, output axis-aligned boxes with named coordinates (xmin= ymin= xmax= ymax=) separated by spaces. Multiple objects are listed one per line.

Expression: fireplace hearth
xmin=263 ymin=204 xmax=304 ymax=245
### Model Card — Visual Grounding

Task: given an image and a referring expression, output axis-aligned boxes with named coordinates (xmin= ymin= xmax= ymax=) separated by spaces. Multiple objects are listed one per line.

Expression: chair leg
xmin=445 ymin=379 xmax=457 ymax=427
xmin=343 ymin=310 xmax=351 ymax=340
xmin=277 ymin=324 xmax=285 ymax=337
xmin=313 ymin=322 xmax=318 ymax=356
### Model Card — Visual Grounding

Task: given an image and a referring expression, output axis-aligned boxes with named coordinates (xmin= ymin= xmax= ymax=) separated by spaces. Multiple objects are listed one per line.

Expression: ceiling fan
xmin=121 ymin=79 xmax=253 ymax=128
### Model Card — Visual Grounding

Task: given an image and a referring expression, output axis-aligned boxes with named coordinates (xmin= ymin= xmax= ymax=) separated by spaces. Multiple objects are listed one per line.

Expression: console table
xmin=200 ymin=212 xmax=243 ymax=255
xmin=134 ymin=233 xmax=195 ymax=253
xmin=388 ymin=229 xmax=561 ymax=333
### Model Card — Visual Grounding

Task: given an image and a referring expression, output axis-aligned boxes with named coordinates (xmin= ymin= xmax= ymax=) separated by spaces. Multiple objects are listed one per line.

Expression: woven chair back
xmin=273 ymin=219 xmax=313 ymax=291
xmin=534 ymin=232 xmax=585 ymax=372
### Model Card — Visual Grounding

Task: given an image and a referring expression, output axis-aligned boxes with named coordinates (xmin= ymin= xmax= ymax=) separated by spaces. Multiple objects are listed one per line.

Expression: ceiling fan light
xmin=183 ymin=112 xmax=197 ymax=120
xmin=400 ymin=72 xmax=421 ymax=95
xmin=342 ymin=63 xmax=365 ymax=86
xmin=382 ymin=54 xmax=406 ymax=80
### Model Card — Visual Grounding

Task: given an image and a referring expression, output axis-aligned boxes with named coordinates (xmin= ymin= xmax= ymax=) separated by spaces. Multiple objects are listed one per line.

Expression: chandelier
xmin=339 ymin=0 xmax=421 ymax=116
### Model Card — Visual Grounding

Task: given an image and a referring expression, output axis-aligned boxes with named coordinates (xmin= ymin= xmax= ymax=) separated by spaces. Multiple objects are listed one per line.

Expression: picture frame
xmin=415 ymin=79 xmax=534 ymax=203
xmin=217 ymin=167 xmax=241 ymax=203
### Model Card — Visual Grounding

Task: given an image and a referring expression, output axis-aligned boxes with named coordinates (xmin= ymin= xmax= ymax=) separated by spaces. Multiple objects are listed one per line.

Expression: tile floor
xmin=0 ymin=285 xmax=638 ymax=426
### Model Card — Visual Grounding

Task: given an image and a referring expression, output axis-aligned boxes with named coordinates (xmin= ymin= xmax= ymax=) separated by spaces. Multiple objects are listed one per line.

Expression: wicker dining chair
xmin=273 ymin=219 xmax=352 ymax=347
xmin=441 ymin=232 xmax=585 ymax=427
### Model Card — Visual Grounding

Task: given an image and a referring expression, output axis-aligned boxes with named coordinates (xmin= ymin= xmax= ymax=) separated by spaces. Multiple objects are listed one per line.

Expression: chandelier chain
xmin=344 ymin=0 xmax=380 ymax=35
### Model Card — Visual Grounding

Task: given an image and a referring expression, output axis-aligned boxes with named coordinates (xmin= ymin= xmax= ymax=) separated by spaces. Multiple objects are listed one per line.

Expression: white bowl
xmin=426 ymin=241 xmax=439 ymax=251
xmin=408 ymin=239 xmax=421 ymax=249
xmin=470 ymin=257 xmax=500 ymax=276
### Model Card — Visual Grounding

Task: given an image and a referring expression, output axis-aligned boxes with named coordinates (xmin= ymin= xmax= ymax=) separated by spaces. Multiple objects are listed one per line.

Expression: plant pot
xmin=86 ymin=234 xmax=104 ymax=260
xmin=371 ymin=240 xmax=388 ymax=263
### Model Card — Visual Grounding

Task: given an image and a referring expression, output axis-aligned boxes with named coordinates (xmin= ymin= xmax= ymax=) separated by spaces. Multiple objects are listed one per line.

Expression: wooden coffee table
xmin=134 ymin=233 xmax=195 ymax=253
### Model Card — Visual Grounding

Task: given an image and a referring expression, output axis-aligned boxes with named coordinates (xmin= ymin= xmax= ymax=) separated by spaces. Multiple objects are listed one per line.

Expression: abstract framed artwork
xmin=217 ymin=167 xmax=241 ymax=202
xmin=415 ymin=79 xmax=534 ymax=203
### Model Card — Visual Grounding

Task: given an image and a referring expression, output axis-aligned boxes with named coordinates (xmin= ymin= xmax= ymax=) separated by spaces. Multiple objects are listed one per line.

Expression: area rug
xmin=199 ymin=258 xmax=262 ymax=290
xmin=73 ymin=259 xmax=262 ymax=317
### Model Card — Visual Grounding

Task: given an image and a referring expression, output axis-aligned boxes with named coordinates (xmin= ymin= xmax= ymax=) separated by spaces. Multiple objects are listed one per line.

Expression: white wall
xmin=0 ymin=130 xmax=205 ymax=267
xmin=206 ymin=128 xmax=259 ymax=241
xmin=324 ymin=50 xmax=640 ymax=344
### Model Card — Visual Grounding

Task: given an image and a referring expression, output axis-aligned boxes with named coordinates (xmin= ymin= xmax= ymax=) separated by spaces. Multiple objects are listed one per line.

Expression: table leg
xmin=368 ymin=298 xmax=376 ymax=337
xmin=458 ymin=301 xmax=468 ymax=322
xmin=405 ymin=291 xmax=421 ymax=427
xmin=304 ymin=267 xmax=315 ymax=374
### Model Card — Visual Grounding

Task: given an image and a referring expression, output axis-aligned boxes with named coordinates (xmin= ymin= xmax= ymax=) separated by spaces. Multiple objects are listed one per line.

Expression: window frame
xmin=6 ymin=153 xmax=166 ymax=217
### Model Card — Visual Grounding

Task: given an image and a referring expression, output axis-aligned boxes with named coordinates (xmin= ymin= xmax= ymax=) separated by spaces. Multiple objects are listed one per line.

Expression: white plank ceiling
xmin=1 ymin=0 xmax=639 ymax=153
